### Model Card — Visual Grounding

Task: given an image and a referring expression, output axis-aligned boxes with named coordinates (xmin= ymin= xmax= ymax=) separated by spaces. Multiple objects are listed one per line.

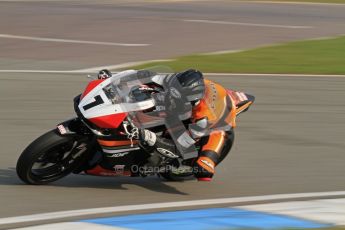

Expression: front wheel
xmin=16 ymin=130 xmax=90 ymax=185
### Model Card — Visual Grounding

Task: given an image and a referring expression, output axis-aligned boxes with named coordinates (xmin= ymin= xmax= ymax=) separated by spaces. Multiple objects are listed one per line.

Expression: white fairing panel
xmin=78 ymin=70 xmax=155 ymax=119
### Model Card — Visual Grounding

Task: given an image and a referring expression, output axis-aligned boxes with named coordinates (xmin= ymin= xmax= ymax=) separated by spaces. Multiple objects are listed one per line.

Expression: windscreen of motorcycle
xmin=78 ymin=70 xmax=157 ymax=128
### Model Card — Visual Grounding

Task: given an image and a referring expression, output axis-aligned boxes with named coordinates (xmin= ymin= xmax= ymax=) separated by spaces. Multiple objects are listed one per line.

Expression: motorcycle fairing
xmin=78 ymin=70 xmax=156 ymax=128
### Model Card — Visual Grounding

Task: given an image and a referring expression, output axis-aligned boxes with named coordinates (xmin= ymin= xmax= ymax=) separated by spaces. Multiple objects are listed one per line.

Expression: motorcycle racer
xmin=98 ymin=68 xmax=236 ymax=181
xmin=16 ymin=68 xmax=253 ymax=185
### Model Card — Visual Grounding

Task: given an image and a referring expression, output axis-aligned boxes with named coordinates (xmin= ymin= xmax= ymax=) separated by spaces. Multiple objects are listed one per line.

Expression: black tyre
xmin=16 ymin=130 xmax=90 ymax=185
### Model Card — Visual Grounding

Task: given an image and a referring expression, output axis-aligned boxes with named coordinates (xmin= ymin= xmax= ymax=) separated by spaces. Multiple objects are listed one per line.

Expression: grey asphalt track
xmin=1 ymin=73 xmax=345 ymax=228
xmin=1 ymin=0 xmax=345 ymax=229
xmin=1 ymin=0 xmax=345 ymax=70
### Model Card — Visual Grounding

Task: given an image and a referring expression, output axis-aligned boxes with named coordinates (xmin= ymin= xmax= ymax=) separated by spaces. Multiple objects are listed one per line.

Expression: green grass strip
xmin=247 ymin=0 xmax=345 ymax=3
xmin=129 ymin=36 xmax=345 ymax=75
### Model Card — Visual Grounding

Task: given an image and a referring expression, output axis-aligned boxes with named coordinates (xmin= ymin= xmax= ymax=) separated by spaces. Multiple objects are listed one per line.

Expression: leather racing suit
xmin=139 ymin=74 xmax=236 ymax=181
xmin=189 ymin=79 xmax=235 ymax=180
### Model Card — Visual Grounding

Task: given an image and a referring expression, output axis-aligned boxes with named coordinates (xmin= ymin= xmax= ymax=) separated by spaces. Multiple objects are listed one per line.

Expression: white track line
xmin=1 ymin=191 xmax=345 ymax=226
xmin=0 ymin=34 xmax=150 ymax=47
xmin=204 ymin=73 xmax=345 ymax=78
xmin=183 ymin=19 xmax=313 ymax=29
xmin=78 ymin=59 xmax=173 ymax=72
xmin=0 ymin=59 xmax=172 ymax=74
xmin=239 ymin=0 xmax=345 ymax=6
xmin=0 ymin=70 xmax=80 ymax=74
xmin=1 ymin=69 xmax=345 ymax=78
xmin=200 ymin=49 xmax=243 ymax=55
xmin=13 ymin=222 xmax=127 ymax=230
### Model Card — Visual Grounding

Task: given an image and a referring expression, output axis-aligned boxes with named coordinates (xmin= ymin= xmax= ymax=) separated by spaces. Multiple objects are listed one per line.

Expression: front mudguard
xmin=56 ymin=118 xmax=92 ymax=136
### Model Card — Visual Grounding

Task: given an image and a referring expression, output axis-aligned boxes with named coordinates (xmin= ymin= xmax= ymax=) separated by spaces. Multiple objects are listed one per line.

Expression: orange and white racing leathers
xmin=134 ymin=76 xmax=239 ymax=180
xmin=190 ymin=79 xmax=236 ymax=181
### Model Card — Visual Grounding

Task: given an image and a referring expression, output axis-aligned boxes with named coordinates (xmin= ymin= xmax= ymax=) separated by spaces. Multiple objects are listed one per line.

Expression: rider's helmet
xmin=98 ymin=69 xmax=112 ymax=79
xmin=168 ymin=69 xmax=205 ymax=105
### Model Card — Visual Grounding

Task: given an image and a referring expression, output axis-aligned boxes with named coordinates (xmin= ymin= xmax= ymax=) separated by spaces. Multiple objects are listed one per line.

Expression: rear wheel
xmin=16 ymin=130 xmax=90 ymax=185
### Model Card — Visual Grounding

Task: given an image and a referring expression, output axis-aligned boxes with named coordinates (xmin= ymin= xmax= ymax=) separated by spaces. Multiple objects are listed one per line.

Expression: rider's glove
xmin=139 ymin=129 xmax=180 ymax=158
xmin=139 ymin=129 xmax=157 ymax=146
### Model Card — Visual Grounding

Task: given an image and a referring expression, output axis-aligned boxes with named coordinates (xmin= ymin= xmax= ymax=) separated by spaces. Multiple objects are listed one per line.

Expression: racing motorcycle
xmin=16 ymin=68 xmax=255 ymax=185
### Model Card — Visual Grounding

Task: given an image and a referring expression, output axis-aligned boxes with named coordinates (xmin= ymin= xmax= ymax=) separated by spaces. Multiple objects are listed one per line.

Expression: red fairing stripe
xmin=81 ymin=79 xmax=105 ymax=99
xmin=89 ymin=113 xmax=127 ymax=129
